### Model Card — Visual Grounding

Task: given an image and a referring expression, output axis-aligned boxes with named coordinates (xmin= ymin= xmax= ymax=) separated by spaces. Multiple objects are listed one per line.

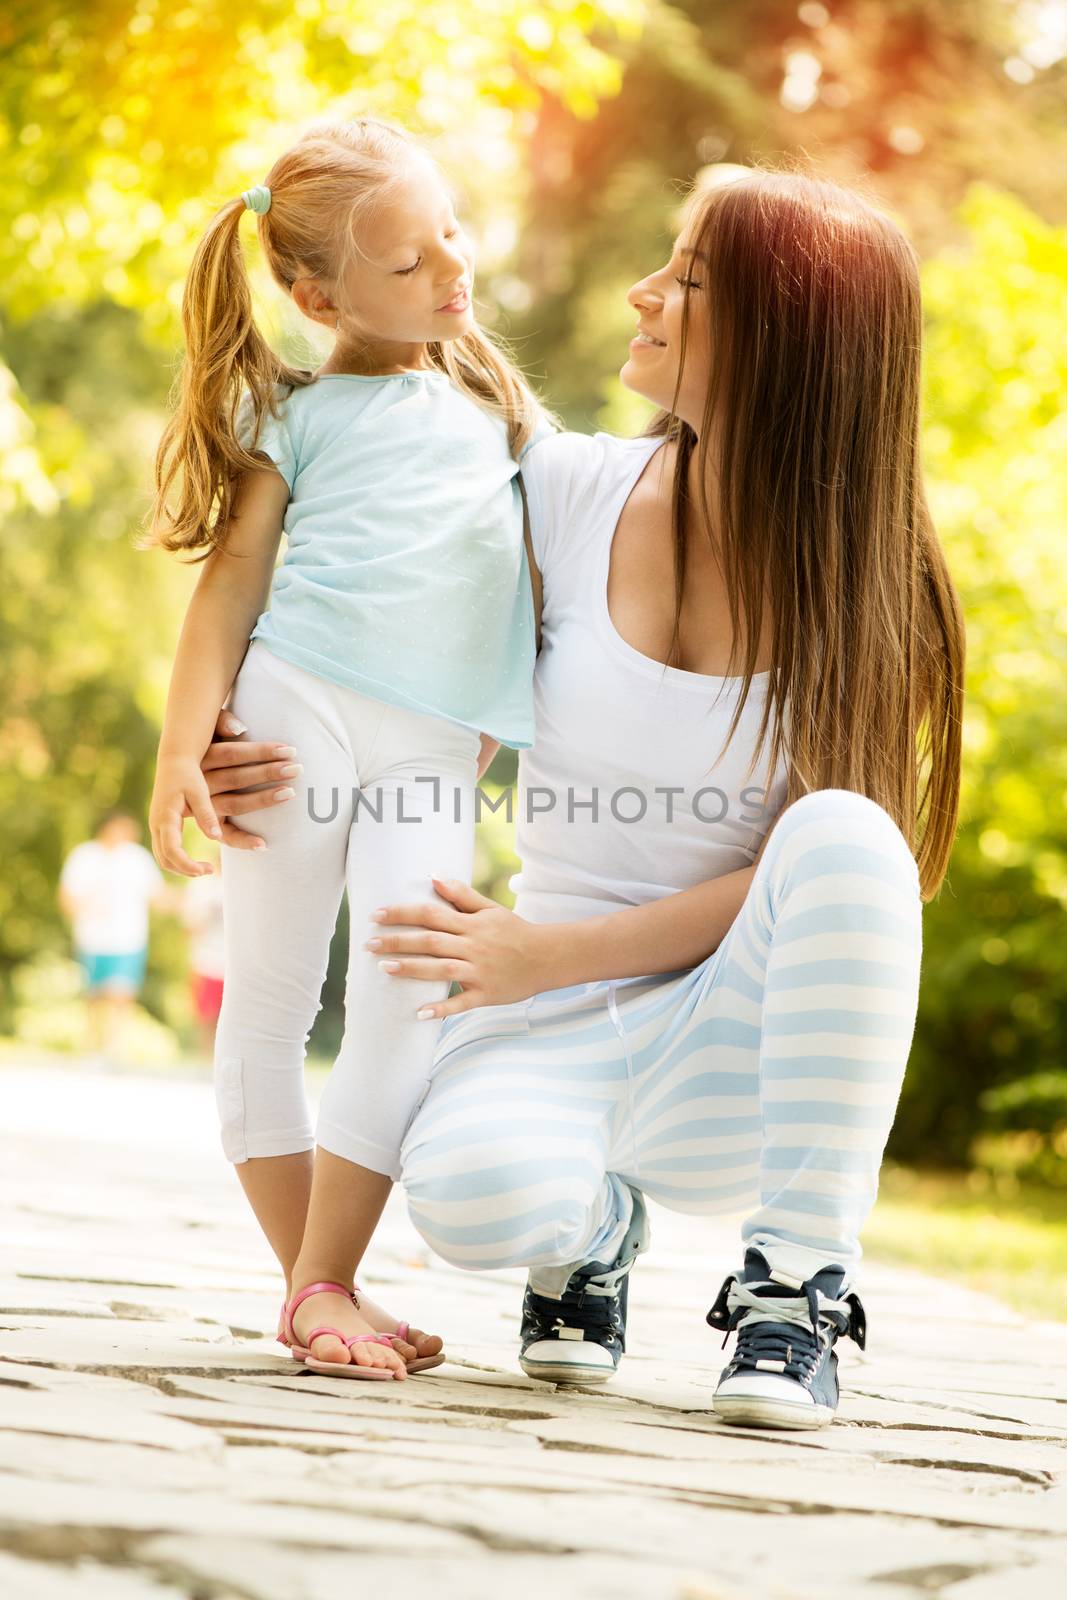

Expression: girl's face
xmin=300 ymin=157 xmax=475 ymax=363
xmin=620 ymin=222 xmax=711 ymax=431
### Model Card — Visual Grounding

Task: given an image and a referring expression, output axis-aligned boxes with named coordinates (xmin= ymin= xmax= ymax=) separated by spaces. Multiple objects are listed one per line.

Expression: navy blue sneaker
xmin=706 ymin=1248 xmax=867 ymax=1429
xmin=519 ymin=1188 xmax=649 ymax=1386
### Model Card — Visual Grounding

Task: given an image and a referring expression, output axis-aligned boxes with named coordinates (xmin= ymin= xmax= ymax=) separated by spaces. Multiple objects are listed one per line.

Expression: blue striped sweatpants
xmin=399 ymin=789 xmax=923 ymax=1293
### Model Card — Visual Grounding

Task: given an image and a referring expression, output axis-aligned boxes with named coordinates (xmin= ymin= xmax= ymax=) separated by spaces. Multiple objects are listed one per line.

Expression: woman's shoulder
xmin=522 ymin=427 xmax=658 ymax=484
xmin=521 ymin=429 xmax=665 ymax=569
xmin=524 ymin=425 xmax=668 ymax=492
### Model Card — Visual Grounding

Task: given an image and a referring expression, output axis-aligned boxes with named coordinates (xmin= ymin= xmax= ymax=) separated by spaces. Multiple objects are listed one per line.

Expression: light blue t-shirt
xmin=235 ymin=371 xmax=552 ymax=749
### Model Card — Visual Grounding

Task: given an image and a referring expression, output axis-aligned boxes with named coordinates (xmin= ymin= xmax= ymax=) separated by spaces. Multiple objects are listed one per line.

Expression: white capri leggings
xmin=214 ymin=639 xmax=481 ymax=1179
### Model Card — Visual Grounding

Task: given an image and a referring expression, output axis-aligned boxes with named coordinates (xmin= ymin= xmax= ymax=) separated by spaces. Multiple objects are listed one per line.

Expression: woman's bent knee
xmin=401 ymin=1135 xmax=598 ymax=1273
xmin=763 ymin=787 xmax=919 ymax=894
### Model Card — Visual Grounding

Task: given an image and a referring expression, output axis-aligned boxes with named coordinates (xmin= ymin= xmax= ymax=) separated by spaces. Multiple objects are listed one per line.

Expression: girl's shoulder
xmin=235 ymin=377 xmax=306 ymax=428
xmin=236 ymin=372 xmax=340 ymax=429
xmin=234 ymin=381 xmax=309 ymax=492
xmin=520 ymin=430 xmax=665 ymax=571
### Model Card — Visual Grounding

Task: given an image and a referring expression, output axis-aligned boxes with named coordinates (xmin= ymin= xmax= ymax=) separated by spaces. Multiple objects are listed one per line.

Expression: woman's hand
xmin=364 ymin=877 xmax=553 ymax=1020
xmin=193 ymin=710 xmax=301 ymax=850
xmin=150 ymin=754 xmax=225 ymax=876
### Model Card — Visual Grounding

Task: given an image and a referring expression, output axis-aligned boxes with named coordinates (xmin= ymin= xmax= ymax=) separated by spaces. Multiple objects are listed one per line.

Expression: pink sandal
xmin=277 ymin=1281 xmax=445 ymax=1375
xmin=386 ymin=1320 xmax=445 ymax=1374
xmin=282 ymin=1280 xmax=398 ymax=1380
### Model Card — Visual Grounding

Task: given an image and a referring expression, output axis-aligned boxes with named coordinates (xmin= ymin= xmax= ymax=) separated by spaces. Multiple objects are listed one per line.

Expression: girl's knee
xmin=213 ymin=1050 xmax=314 ymax=1163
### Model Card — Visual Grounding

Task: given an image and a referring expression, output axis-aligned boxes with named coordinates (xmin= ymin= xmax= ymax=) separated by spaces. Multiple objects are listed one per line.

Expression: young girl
xmin=147 ymin=117 xmax=551 ymax=1381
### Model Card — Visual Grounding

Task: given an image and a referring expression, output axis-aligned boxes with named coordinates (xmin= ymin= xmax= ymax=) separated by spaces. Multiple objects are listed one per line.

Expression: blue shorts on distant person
xmin=77 ymin=947 xmax=147 ymax=994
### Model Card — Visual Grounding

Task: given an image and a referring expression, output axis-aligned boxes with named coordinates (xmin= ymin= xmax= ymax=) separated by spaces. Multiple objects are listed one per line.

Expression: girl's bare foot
xmin=286 ymin=1283 xmax=408 ymax=1377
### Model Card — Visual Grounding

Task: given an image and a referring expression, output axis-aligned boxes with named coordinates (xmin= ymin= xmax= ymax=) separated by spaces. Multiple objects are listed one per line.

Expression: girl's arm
xmin=150 ymin=466 xmax=288 ymax=877
xmin=476 ymin=735 xmax=500 ymax=782
xmin=471 ymin=508 xmax=539 ymax=780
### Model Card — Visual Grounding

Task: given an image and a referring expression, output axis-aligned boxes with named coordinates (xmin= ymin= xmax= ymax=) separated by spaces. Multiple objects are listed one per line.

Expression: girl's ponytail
xmin=144 ymin=195 xmax=309 ymax=560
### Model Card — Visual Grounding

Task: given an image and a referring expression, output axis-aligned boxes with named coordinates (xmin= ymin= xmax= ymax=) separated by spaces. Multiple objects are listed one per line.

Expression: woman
xmin=197 ymin=170 xmax=964 ymax=1430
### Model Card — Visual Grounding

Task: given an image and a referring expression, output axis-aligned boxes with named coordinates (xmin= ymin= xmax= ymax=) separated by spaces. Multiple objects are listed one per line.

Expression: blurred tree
xmin=889 ymin=185 xmax=1067 ymax=1169
xmin=0 ymin=0 xmax=642 ymax=322
xmin=0 ymin=300 xmax=186 ymax=1002
xmin=0 ymin=0 xmax=642 ymax=1024
xmin=1 ymin=3 xmax=1064 ymax=1180
xmin=510 ymin=0 xmax=1067 ymax=426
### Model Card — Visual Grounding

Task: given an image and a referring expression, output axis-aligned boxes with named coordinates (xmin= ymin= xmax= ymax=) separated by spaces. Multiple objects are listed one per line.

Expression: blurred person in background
xmin=58 ymin=809 xmax=171 ymax=1062
xmin=180 ymin=851 xmax=226 ymax=1059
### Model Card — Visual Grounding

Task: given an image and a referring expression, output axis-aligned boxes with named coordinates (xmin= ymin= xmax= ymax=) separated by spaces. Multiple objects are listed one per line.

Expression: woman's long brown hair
xmin=145 ymin=117 xmax=547 ymax=559
xmin=647 ymin=170 xmax=965 ymax=900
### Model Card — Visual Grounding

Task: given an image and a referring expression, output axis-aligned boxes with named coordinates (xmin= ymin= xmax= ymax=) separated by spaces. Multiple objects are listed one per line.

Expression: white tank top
xmin=508 ymin=430 xmax=790 ymax=925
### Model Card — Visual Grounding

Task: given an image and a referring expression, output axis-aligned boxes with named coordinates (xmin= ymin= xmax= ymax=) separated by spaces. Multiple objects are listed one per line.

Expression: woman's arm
xmin=534 ymin=807 xmax=783 ymax=987
xmin=534 ymin=812 xmax=783 ymax=985
xmin=150 ymin=466 xmax=287 ymax=876
xmin=367 ymin=808 xmax=786 ymax=1019
xmin=533 ymin=864 xmax=757 ymax=988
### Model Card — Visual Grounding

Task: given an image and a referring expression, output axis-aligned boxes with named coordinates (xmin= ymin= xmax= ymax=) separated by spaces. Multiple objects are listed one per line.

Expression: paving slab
xmin=1 ymin=1060 xmax=1065 ymax=1599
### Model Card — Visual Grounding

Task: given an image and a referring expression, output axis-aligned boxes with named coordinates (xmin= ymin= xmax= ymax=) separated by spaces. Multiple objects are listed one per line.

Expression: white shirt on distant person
xmin=59 ymin=840 xmax=164 ymax=954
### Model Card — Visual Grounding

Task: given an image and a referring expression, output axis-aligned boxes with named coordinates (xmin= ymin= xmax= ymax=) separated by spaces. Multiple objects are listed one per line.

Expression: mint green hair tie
xmin=241 ymin=184 xmax=272 ymax=215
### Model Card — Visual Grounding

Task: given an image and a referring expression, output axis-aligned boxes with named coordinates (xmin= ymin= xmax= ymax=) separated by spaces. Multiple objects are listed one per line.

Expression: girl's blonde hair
xmin=647 ymin=169 xmax=965 ymax=901
xmin=146 ymin=118 xmax=547 ymax=558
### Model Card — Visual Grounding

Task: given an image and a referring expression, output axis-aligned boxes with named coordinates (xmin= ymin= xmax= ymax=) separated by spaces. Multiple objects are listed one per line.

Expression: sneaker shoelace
xmin=721 ymin=1281 xmax=853 ymax=1386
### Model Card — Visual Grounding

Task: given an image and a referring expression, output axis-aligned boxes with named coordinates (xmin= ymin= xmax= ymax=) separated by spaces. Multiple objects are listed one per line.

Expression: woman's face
xmin=620 ymin=221 xmax=711 ymax=430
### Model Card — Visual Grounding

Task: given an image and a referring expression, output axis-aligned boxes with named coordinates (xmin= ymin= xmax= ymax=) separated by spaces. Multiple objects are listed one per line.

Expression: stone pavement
xmin=2 ymin=1060 xmax=1066 ymax=1600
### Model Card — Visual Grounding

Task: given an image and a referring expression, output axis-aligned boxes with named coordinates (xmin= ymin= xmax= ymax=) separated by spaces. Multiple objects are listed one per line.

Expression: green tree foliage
xmin=0 ymin=0 xmax=642 ymax=321
xmin=1 ymin=4 xmax=1065 ymax=1173
xmin=0 ymin=0 xmax=641 ymax=1026
xmin=890 ymin=186 xmax=1067 ymax=1169
xmin=509 ymin=0 xmax=1067 ymax=422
